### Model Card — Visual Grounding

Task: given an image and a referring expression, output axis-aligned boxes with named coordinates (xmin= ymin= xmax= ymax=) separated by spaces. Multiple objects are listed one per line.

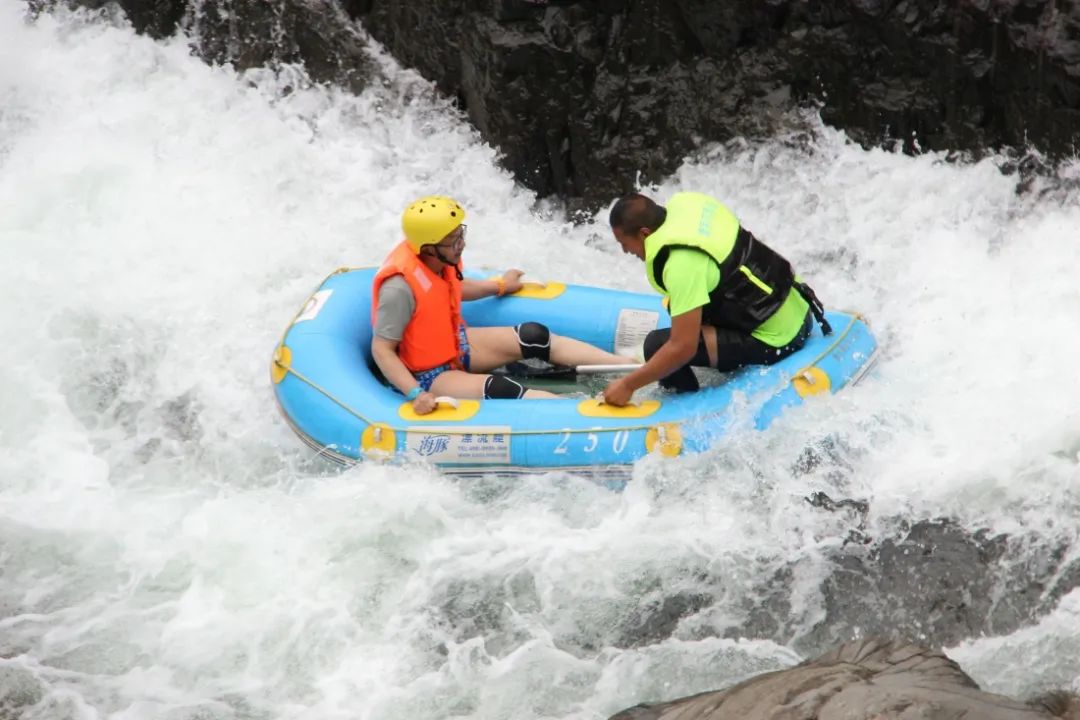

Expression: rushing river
xmin=2 ymin=6 xmax=1079 ymax=719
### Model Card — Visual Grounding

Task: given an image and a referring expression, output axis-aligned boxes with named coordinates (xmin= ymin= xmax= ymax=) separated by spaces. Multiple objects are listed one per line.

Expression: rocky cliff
xmin=39 ymin=0 xmax=1080 ymax=210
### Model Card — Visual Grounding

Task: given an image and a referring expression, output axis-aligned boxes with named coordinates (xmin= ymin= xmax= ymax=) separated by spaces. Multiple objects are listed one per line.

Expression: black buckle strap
xmin=794 ymin=281 xmax=833 ymax=336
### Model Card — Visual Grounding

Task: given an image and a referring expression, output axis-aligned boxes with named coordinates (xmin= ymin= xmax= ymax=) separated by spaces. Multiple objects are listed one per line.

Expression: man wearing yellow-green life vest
xmin=602 ymin=191 xmax=833 ymax=407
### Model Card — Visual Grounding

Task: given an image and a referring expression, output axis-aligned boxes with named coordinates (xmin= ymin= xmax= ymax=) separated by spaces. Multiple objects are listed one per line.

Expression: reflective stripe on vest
xmin=372 ymin=241 xmax=464 ymax=373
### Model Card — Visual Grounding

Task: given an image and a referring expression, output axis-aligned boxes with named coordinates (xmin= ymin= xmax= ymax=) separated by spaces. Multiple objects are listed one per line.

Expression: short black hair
xmin=609 ymin=193 xmax=666 ymax=233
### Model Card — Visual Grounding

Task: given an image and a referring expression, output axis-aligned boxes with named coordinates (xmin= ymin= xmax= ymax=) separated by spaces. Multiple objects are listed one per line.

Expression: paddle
xmin=574 ymin=363 xmax=643 ymax=375
xmin=492 ymin=361 xmax=642 ymax=379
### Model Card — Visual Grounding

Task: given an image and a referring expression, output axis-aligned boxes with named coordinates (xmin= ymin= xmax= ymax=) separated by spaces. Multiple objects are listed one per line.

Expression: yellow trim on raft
xmin=646 ymin=423 xmax=683 ymax=457
xmin=271 ymin=345 xmax=291 ymax=384
xmin=792 ymin=367 xmax=832 ymax=397
xmin=786 ymin=310 xmax=865 ymax=397
xmin=576 ymin=398 xmax=660 ymax=419
xmin=361 ymin=423 xmax=397 ymax=457
xmin=506 ymin=280 xmax=566 ymax=300
xmin=399 ymin=399 xmax=481 ymax=422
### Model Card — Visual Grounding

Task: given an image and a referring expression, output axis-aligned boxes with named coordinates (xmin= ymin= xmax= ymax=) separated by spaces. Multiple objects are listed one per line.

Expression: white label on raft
xmin=405 ymin=426 xmax=512 ymax=464
xmin=614 ymin=308 xmax=660 ymax=357
xmin=294 ymin=289 xmax=333 ymax=324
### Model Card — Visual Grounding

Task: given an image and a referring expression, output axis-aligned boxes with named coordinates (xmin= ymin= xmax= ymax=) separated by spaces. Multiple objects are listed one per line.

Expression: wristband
xmin=495 ymin=277 xmax=506 ymax=297
xmin=405 ymin=386 xmax=422 ymax=401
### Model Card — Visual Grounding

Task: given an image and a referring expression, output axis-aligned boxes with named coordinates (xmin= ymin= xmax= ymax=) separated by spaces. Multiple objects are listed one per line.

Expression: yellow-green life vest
xmin=644 ymin=191 xmax=797 ymax=333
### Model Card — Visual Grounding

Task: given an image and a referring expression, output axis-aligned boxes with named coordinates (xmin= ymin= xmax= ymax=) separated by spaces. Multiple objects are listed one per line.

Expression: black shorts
xmin=643 ymin=310 xmax=813 ymax=392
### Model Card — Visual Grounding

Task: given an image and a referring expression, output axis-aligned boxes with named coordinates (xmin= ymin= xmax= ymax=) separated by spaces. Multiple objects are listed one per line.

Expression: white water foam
xmin=2 ymin=5 xmax=1080 ymax=719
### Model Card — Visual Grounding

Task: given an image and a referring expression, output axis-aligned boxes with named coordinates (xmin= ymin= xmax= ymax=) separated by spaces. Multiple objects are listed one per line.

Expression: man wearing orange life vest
xmin=372 ymin=196 xmax=634 ymax=416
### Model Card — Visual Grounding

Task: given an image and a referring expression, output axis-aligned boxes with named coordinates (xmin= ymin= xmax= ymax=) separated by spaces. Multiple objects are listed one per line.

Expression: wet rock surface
xmin=31 ymin=0 xmax=376 ymax=91
xmin=424 ymin=504 xmax=1080 ymax=659
xmin=609 ymin=488 xmax=1080 ymax=655
xmin=740 ymin=513 xmax=1080 ymax=654
xmin=607 ymin=637 xmax=1080 ymax=720
xmin=352 ymin=0 xmax=1080 ymax=210
xmin=35 ymin=0 xmax=1080 ymax=210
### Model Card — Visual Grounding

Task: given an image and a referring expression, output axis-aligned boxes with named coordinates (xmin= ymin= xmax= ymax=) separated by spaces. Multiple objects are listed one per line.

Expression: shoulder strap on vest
xmin=651 ymin=227 xmax=753 ymax=293
xmin=651 ymin=244 xmax=718 ymax=293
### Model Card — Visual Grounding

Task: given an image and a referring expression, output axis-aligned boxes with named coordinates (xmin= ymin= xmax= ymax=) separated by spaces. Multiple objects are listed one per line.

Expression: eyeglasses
xmin=434 ymin=224 xmax=467 ymax=252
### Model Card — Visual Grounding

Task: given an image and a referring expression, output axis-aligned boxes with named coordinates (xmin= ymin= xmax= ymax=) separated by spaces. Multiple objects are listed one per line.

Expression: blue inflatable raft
xmin=271 ymin=267 xmax=878 ymax=479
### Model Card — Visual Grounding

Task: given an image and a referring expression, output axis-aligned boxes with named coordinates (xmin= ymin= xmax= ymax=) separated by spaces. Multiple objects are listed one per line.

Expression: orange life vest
xmin=371 ymin=240 xmax=464 ymax=373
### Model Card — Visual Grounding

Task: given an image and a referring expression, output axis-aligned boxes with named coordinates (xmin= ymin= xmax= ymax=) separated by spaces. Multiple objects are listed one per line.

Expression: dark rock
xmin=31 ymin=0 xmax=376 ymax=92
xmin=355 ymin=0 xmax=465 ymax=96
xmin=27 ymin=0 xmax=189 ymax=38
xmin=418 ymin=503 xmax=1080 ymax=660
xmin=348 ymin=0 xmax=1080 ymax=209
xmin=608 ymin=637 xmax=1080 ymax=720
xmin=614 ymin=591 xmax=714 ymax=648
xmin=38 ymin=1 xmax=1080 ymax=209
xmin=186 ymin=0 xmax=375 ymax=92
xmin=741 ymin=515 xmax=1080 ymax=655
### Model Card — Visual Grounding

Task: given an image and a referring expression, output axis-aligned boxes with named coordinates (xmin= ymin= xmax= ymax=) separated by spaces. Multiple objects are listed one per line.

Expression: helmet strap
xmin=431 ymin=247 xmax=465 ymax=280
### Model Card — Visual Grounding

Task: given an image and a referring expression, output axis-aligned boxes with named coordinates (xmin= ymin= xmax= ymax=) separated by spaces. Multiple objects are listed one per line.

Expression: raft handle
xmin=599 ymin=398 xmax=641 ymax=408
xmin=433 ymin=396 xmax=460 ymax=409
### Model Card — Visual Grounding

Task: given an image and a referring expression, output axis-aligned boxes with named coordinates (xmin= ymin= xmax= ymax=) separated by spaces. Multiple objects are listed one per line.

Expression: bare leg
xmin=463 ymin=327 xmax=521 ymax=373
xmin=429 ymin=369 xmax=557 ymax=399
xmin=466 ymin=326 xmax=637 ymax=373
xmin=550 ymin=335 xmax=636 ymax=367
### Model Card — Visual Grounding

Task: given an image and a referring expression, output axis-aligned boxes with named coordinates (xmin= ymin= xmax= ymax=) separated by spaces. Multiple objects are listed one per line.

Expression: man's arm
xmin=371 ymin=338 xmax=437 ymax=415
xmin=623 ymin=247 xmax=714 ymax=391
xmin=461 ymin=269 xmax=525 ymax=300
xmin=371 ymin=337 xmax=422 ymax=395
xmin=461 ymin=279 xmax=501 ymax=301
xmin=613 ymin=308 xmax=702 ymax=393
xmin=372 ymin=277 xmax=421 ymax=396
xmin=602 ymin=248 xmax=715 ymax=405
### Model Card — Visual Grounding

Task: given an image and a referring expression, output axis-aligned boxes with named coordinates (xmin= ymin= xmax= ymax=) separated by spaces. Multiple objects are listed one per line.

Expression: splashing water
xmin=2 ymin=5 xmax=1080 ymax=719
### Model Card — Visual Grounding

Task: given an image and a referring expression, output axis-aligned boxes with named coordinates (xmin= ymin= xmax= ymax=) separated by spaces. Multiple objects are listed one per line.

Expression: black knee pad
xmin=514 ymin=322 xmax=551 ymax=361
xmin=643 ymin=328 xmax=670 ymax=361
xmin=484 ymin=375 xmax=527 ymax=399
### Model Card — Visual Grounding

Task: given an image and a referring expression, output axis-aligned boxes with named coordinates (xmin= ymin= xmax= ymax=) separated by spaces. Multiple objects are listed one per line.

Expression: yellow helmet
xmin=401 ymin=196 xmax=466 ymax=253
